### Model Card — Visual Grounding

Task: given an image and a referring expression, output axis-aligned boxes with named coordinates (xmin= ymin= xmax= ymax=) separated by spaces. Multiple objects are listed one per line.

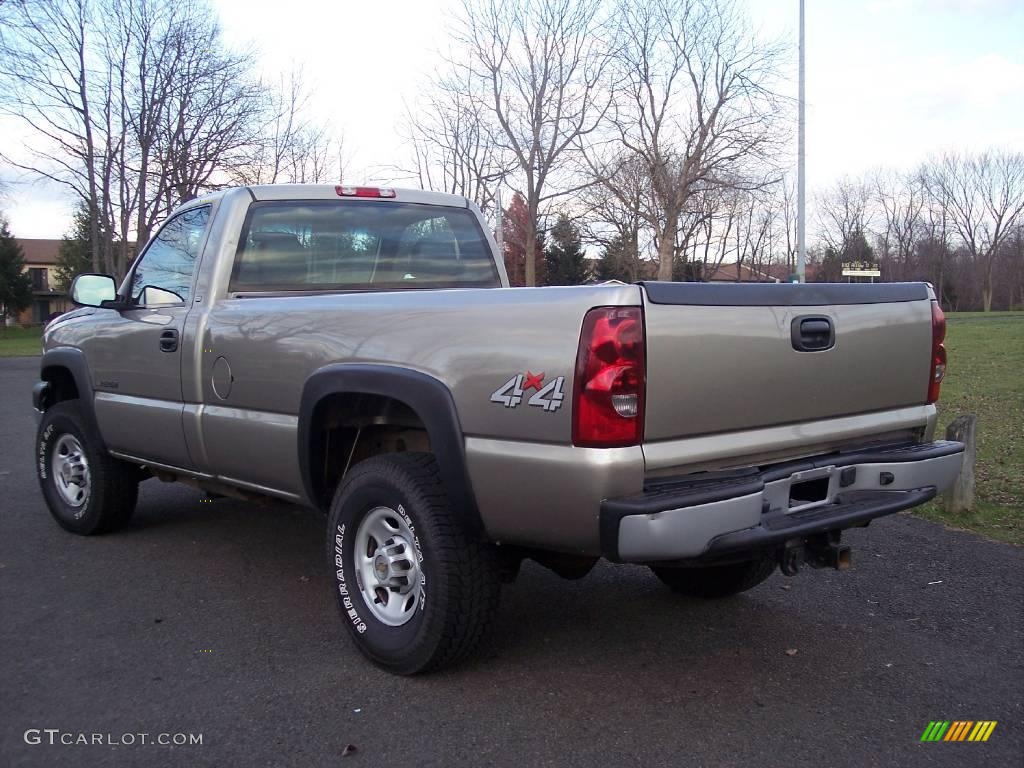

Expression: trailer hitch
xmin=805 ymin=531 xmax=852 ymax=571
xmin=778 ymin=532 xmax=851 ymax=576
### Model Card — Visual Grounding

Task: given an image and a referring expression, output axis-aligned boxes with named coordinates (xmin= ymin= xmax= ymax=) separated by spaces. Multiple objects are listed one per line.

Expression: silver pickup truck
xmin=33 ymin=184 xmax=963 ymax=674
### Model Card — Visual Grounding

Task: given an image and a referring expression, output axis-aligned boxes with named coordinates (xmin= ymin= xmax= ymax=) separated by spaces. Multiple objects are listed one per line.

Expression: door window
xmin=130 ymin=206 xmax=211 ymax=305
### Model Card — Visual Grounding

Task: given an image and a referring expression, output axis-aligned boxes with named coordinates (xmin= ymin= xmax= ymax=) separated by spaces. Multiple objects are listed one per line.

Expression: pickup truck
xmin=33 ymin=184 xmax=964 ymax=674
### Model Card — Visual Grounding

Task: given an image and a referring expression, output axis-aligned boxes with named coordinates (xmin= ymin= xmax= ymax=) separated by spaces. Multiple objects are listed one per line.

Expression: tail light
xmin=927 ymin=300 xmax=946 ymax=404
xmin=573 ymin=306 xmax=645 ymax=447
xmin=335 ymin=186 xmax=396 ymax=198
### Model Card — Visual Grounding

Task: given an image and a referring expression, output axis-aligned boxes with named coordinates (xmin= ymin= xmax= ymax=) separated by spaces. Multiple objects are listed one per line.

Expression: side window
xmin=130 ymin=206 xmax=211 ymax=305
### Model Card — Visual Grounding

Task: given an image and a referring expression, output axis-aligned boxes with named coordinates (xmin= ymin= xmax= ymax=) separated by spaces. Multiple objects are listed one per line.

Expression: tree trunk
xmin=78 ymin=43 xmax=100 ymax=275
xmin=524 ymin=228 xmax=536 ymax=287
xmin=983 ymin=257 xmax=994 ymax=312
xmin=656 ymin=210 xmax=678 ymax=281
xmin=524 ymin=197 xmax=539 ymax=287
xmin=628 ymin=229 xmax=639 ymax=282
xmin=656 ymin=233 xmax=674 ymax=281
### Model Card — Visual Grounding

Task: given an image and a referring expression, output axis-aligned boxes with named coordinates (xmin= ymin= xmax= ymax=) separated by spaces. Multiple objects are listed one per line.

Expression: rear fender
xmin=298 ymin=364 xmax=481 ymax=531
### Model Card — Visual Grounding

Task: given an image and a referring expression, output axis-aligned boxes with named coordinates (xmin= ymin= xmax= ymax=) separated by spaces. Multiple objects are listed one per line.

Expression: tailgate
xmin=641 ymin=282 xmax=935 ymax=441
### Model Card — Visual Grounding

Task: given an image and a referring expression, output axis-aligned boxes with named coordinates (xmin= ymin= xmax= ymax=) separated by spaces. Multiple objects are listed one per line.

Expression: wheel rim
xmin=51 ymin=434 xmax=91 ymax=509
xmin=353 ymin=506 xmax=423 ymax=627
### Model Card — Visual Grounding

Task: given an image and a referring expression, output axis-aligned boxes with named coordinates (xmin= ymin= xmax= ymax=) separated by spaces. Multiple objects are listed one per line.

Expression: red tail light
xmin=927 ymin=300 xmax=946 ymax=404
xmin=573 ymin=306 xmax=645 ymax=447
xmin=335 ymin=186 xmax=396 ymax=198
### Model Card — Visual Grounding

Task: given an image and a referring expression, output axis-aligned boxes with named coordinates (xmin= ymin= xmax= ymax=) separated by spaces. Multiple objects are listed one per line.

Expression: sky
xmin=1 ymin=0 xmax=1022 ymax=239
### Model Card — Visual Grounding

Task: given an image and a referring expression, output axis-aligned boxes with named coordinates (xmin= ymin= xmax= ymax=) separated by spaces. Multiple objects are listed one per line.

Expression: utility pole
xmin=797 ymin=0 xmax=807 ymax=283
xmin=495 ymin=190 xmax=505 ymax=261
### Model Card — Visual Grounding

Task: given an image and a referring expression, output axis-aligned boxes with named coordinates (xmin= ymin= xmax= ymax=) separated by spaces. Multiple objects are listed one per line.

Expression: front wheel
xmin=327 ymin=453 xmax=501 ymax=675
xmin=36 ymin=401 xmax=139 ymax=535
xmin=651 ymin=557 xmax=777 ymax=598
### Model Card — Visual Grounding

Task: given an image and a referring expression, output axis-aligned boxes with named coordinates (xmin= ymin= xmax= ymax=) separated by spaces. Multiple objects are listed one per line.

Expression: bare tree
xmin=0 ymin=0 xmax=105 ymax=270
xmin=454 ymin=0 xmax=609 ymax=285
xmin=874 ymin=169 xmax=926 ymax=282
xmin=688 ymin=186 xmax=740 ymax=279
xmin=734 ymin=189 xmax=777 ymax=278
xmin=816 ymin=176 xmax=875 ymax=257
xmin=1 ymin=0 xmax=267 ymax=278
xmin=602 ymin=0 xmax=783 ymax=281
xmin=579 ymin=153 xmax=651 ymax=281
xmin=924 ymin=150 xmax=1024 ymax=311
xmin=157 ymin=16 xmax=263 ymax=208
xmin=777 ymin=174 xmax=798 ymax=274
xmin=400 ymin=73 xmax=513 ymax=217
xmin=917 ymin=188 xmax=954 ymax=305
xmin=229 ymin=68 xmax=340 ymax=188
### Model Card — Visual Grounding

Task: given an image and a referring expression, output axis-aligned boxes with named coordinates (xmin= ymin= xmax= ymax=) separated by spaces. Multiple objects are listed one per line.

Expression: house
xmin=704 ymin=262 xmax=782 ymax=283
xmin=16 ymin=239 xmax=72 ymax=325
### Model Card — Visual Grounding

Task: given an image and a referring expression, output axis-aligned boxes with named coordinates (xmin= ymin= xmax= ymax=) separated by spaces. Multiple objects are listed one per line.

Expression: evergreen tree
xmin=841 ymin=229 xmax=876 ymax=266
xmin=595 ymin=236 xmax=633 ymax=282
xmin=816 ymin=246 xmax=844 ymax=282
xmin=544 ymin=213 xmax=587 ymax=286
xmin=0 ymin=217 xmax=33 ymax=322
xmin=54 ymin=203 xmax=95 ymax=292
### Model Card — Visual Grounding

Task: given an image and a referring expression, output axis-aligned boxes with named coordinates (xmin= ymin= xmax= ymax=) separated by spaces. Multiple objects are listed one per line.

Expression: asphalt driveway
xmin=1 ymin=356 xmax=1021 ymax=767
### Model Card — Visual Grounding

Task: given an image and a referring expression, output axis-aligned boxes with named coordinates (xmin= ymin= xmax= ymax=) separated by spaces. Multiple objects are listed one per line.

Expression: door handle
xmin=791 ymin=316 xmax=834 ymax=352
xmin=159 ymin=328 xmax=179 ymax=353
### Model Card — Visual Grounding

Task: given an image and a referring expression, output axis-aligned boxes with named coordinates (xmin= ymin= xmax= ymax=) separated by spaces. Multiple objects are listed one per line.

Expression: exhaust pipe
xmin=779 ymin=540 xmax=804 ymax=576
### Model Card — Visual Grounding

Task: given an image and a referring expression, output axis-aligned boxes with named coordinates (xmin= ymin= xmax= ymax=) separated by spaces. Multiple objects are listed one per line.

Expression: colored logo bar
xmin=920 ymin=721 xmax=997 ymax=742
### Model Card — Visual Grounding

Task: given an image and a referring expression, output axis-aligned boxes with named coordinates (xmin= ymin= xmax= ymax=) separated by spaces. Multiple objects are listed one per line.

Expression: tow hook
xmin=805 ymin=532 xmax=852 ymax=571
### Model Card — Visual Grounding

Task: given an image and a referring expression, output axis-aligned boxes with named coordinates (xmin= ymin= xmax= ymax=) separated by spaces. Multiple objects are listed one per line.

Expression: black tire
xmin=36 ymin=401 xmax=139 ymax=535
xmin=651 ymin=557 xmax=777 ymax=599
xmin=327 ymin=452 xmax=501 ymax=675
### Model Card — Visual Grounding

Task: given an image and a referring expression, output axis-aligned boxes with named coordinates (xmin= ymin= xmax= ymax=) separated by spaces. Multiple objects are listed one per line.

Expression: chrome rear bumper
xmin=602 ymin=441 xmax=964 ymax=563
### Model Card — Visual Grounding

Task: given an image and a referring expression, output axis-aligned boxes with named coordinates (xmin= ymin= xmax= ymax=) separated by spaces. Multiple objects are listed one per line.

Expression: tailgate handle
xmin=792 ymin=316 xmax=834 ymax=352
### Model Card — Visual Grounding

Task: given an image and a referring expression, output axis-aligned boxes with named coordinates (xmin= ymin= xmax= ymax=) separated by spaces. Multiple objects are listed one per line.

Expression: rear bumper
xmin=601 ymin=441 xmax=964 ymax=563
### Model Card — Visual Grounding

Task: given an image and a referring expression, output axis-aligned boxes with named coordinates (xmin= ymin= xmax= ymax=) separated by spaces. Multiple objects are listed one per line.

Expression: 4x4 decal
xmin=490 ymin=371 xmax=565 ymax=412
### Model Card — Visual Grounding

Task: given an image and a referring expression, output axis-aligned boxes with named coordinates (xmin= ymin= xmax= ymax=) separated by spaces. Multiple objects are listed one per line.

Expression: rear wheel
xmin=36 ymin=401 xmax=139 ymax=535
xmin=651 ymin=556 xmax=776 ymax=598
xmin=327 ymin=453 xmax=501 ymax=674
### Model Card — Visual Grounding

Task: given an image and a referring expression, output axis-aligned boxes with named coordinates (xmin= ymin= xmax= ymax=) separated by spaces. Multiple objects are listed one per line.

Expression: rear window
xmin=229 ymin=201 xmax=500 ymax=292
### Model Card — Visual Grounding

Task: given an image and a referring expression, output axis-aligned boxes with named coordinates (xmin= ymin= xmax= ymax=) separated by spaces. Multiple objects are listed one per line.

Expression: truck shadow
xmin=124 ymin=479 xmax=942 ymax=701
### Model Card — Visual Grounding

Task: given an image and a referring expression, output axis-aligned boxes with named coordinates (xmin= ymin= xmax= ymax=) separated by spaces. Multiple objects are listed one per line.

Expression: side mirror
xmin=69 ymin=274 xmax=118 ymax=308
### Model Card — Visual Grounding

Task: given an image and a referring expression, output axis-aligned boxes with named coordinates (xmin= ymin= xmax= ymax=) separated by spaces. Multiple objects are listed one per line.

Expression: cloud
xmin=868 ymin=0 xmax=1021 ymax=13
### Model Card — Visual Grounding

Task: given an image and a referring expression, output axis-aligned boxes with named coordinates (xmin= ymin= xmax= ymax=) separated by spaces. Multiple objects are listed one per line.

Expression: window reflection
xmin=231 ymin=202 xmax=499 ymax=291
xmin=131 ymin=206 xmax=211 ymax=304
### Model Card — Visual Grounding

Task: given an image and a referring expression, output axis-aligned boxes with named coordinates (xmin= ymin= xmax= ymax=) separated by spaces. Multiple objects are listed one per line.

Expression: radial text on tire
xmin=326 ymin=452 xmax=501 ymax=675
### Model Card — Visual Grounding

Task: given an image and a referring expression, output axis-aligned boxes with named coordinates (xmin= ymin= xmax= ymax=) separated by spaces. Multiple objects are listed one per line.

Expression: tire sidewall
xmin=328 ymin=469 xmax=442 ymax=671
xmin=37 ymin=405 xmax=102 ymax=534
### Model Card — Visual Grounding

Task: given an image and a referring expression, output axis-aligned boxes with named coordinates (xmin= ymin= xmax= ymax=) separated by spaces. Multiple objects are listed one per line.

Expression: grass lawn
xmin=0 ymin=326 xmax=43 ymax=358
xmin=913 ymin=311 xmax=1024 ymax=545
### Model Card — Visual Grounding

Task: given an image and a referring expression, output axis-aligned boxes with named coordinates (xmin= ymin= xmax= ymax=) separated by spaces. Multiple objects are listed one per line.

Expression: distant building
xmin=704 ymin=263 xmax=782 ymax=283
xmin=16 ymin=239 xmax=71 ymax=325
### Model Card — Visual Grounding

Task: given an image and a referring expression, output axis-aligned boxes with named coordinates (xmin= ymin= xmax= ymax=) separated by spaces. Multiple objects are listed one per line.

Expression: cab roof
xmin=247 ymin=184 xmax=470 ymax=208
